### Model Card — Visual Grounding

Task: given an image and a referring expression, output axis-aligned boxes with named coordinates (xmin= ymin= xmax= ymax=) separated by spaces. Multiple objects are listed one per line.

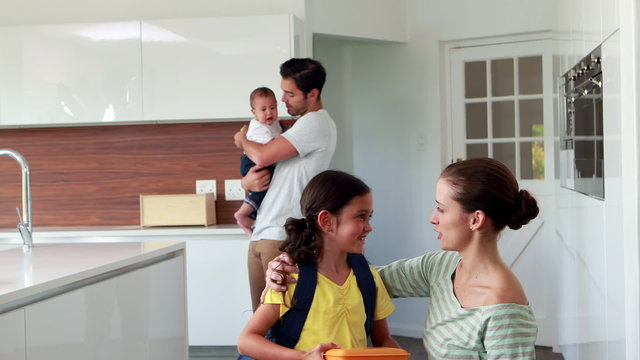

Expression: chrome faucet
xmin=0 ymin=149 xmax=32 ymax=249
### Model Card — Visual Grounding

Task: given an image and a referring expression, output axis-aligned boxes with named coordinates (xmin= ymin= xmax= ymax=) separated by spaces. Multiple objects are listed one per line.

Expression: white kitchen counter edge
xmin=0 ymin=225 xmax=246 ymax=244
xmin=0 ymin=241 xmax=185 ymax=314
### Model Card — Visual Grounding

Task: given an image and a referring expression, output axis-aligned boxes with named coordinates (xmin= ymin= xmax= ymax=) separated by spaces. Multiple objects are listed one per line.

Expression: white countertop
xmin=0 ymin=241 xmax=185 ymax=314
xmin=0 ymin=224 xmax=245 ymax=244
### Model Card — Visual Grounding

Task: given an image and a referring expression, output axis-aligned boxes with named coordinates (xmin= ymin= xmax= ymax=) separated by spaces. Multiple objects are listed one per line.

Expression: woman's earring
xmin=470 ymin=226 xmax=475 ymax=230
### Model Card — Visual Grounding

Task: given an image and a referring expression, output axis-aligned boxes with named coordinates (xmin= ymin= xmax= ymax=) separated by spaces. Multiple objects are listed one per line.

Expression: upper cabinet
xmin=142 ymin=14 xmax=299 ymax=121
xmin=0 ymin=15 xmax=299 ymax=127
xmin=0 ymin=21 xmax=143 ymax=126
xmin=0 ymin=22 xmax=142 ymax=125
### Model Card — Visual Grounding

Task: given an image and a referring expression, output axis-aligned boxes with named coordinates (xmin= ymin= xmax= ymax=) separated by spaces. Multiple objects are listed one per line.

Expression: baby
xmin=234 ymin=87 xmax=282 ymax=236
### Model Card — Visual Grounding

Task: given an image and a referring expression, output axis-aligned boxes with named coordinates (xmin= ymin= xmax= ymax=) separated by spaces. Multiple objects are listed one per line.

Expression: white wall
xmin=315 ymin=37 xmax=355 ymax=173
xmin=309 ymin=0 xmax=408 ymax=42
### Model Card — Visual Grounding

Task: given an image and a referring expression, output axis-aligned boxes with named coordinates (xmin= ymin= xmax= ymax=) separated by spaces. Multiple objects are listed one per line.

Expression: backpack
xmin=270 ymin=253 xmax=377 ymax=348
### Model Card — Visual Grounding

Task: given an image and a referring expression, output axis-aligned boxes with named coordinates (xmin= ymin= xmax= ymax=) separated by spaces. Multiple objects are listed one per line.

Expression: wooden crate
xmin=140 ymin=194 xmax=216 ymax=226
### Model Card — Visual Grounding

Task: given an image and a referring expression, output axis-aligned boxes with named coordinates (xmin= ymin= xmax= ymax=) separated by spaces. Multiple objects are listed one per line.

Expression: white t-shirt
xmin=246 ymin=118 xmax=282 ymax=144
xmin=250 ymin=109 xmax=337 ymax=241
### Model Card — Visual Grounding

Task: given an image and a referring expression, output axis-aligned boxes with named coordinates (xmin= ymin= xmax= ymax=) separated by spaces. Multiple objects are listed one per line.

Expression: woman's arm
xmin=264 ymin=253 xmax=299 ymax=294
xmin=370 ymin=318 xmax=401 ymax=348
xmin=483 ymin=306 xmax=537 ymax=359
xmin=263 ymin=253 xmax=434 ymax=299
xmin=376 ymin=254 xmax=433 ymax=299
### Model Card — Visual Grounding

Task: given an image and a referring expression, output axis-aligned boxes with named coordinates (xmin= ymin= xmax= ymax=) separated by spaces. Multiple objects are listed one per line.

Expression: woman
xmin=266 ymin=158 xmax=539 ymax=359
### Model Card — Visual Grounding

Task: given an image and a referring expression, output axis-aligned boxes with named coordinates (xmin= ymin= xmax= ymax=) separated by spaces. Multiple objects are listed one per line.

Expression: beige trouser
xmin=247 ymin=239 xmax=283 ymax=311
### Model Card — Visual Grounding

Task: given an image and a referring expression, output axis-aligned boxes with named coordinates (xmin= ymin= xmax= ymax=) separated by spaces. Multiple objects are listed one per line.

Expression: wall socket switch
xmin=225 ymin=179 xmax=245 ymax=201
xmin=196 ymin=179 xmax=217 ymax=199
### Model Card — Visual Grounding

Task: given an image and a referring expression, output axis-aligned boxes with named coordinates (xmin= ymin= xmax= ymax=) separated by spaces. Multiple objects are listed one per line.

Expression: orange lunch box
xmin=323 ymin=347 xmax=411 ymax=360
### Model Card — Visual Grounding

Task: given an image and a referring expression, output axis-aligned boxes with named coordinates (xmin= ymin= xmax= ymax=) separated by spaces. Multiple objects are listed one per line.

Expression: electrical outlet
xmin=196 ymin=180 xmax=217 ymax=199
xmin=225 ymin=179 xmax=246 ymax=201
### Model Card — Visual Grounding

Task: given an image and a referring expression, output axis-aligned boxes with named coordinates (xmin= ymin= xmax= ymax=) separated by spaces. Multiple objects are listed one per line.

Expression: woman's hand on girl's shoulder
xmin=266 ymin=254 xmax=298 ymax=290
xmin=302 ymin=343 xmax=340 ymax=360
xmin=260 ymin=253 xmax=299 ymax=304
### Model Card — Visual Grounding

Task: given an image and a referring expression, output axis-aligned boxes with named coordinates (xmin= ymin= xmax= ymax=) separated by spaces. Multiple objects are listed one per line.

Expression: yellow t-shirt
xmin=264 ymin=265 xmax=395 ymax=350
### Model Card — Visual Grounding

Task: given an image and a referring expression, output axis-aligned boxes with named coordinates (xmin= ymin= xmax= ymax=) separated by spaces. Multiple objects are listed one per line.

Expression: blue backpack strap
xmin=273 ymin=262 xmax=318 ymax=348
xmin=271 ymin=255 xmax=375 ymax=348
xmin=347 ymin=253 xmax=376 ymax=335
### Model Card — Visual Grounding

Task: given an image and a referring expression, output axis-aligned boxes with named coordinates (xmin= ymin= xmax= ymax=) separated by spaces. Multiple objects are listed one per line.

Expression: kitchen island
xmin=0 ymin=225 xmax=252 ymax=347
xmin=0 ymin=241 xmax=187 ymax=360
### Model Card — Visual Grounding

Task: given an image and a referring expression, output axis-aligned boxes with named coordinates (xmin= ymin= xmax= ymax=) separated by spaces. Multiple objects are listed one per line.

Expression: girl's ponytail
xmin=280 ymin=217 xmax=321 ymax=264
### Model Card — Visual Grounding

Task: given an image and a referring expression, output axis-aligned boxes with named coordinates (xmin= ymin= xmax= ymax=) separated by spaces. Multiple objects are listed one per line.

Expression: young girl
xmin=237 ymin=170 xmax=400 ymax=360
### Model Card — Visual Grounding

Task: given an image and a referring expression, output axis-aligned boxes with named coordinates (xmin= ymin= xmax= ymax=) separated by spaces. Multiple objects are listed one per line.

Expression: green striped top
xmin=377 ymin=251 xmax=537 ymax=359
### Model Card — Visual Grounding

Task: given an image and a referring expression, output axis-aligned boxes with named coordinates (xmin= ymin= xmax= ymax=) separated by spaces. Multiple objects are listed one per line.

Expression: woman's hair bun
xmin=507 ymin=190 xmax=540 ymax=230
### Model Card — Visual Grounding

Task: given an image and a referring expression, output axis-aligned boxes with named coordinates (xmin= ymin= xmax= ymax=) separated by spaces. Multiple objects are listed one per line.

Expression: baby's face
xmin=251 ymin=95 xmax=278 ymax=125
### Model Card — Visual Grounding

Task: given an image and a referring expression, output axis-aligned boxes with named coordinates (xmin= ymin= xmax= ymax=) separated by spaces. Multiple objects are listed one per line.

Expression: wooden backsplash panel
xmin=0 ymin=122 xmax=247 ymax=227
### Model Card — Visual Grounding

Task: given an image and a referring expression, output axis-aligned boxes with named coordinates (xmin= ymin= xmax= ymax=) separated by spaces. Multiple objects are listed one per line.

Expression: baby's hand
xmin=233 ymin=125 xmax=248 ymax=148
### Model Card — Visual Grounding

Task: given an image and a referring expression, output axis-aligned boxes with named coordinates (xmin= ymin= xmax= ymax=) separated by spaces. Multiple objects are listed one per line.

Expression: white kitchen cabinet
xmin=24 ymin=256 xmax=186 ymax=360
xmin=0 ymin=21 xmax=143 ymax=126
xmin=0 ymin=15 xmax=299 ymax=127
xmin=141 ymin=14 xmax=299 ymax=121
xmin=186 ymin=235 xmax=252 ymax=345
xmin=0 ymin=308 xmax=26 ymax=360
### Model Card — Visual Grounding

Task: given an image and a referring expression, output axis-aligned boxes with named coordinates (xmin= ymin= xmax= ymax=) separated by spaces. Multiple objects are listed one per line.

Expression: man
xmin=234 ymin=58 xmax=337 ymax=311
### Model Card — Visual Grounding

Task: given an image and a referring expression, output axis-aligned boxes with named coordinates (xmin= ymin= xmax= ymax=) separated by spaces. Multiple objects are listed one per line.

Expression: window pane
xmin=493 ymin=142 xmax=516 ymax=175
xmin=521 ymin=141 xmax=545 ymax=179
xmin=466 ymin=143 xmax=488 ymax=158
xmin=492 ymin=101 xmax=515 ymax=138
xmin=519 ymin=56 xmax=542 ymax=94
xmin=491 ymin=58 xmax=514 ymax=96
xmin=520 ymin=99 xmax=544 ymax=137
xmin=465 ymin=61 xmax=487 ymax=98
xmin=466 ymin=103 xmax=488 ymax=139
